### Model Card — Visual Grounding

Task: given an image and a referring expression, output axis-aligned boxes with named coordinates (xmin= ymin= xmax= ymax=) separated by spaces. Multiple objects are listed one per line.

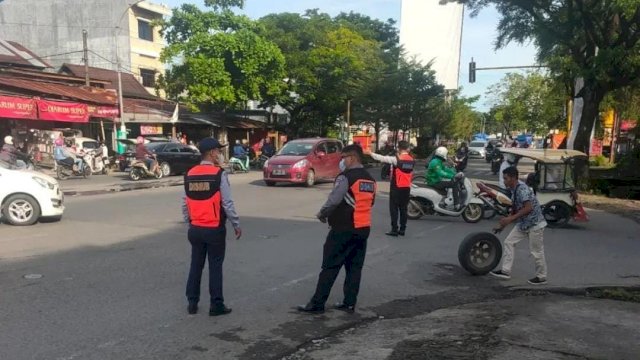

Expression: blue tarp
xmin=473 ymin=133 xmax=488 ymax=141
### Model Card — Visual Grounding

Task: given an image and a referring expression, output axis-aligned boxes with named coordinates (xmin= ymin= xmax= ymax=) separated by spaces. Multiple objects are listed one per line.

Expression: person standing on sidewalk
xmin=491 ymin=166 xmax=548 ymax=285
xmin=297 ymin=145 xmax=377 ymax=314
xmin=182 ymin=138 xmax=242 ymax=316
xmin=364 ymin=141 xmax=414 ymax=236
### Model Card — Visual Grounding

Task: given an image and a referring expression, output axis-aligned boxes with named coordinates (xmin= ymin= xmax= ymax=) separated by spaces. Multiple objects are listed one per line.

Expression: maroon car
xmin=263 ymin=138 xmax=343 ymax=187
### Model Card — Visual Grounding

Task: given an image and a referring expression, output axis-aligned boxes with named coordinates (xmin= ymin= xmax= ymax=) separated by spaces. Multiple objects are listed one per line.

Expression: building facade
xmin=0 ymin=0 xmax=170 ymax=96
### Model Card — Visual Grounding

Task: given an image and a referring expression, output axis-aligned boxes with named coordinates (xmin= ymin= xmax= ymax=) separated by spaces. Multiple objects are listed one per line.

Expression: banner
xmin=37 ymin=100 xmax=88 ymax=122
xmin=0 ymin=95 xmax=37 ymax=119
xmin=88 ymin=105 xmax=119 ymax=119
xmin=140 ymin=124 xmax=163 ymax=135
xmin=590 ymin=139 xmax=603 ymax=156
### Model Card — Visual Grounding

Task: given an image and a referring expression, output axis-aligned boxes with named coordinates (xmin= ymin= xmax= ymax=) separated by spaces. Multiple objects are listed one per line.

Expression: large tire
xmin=458 ymin=232 xmax=502 ymax=275
xmin=407 ymin=199 xmax=424 ymax=220
xmin=129 ymin=168 xmax=141 ymax=181
xmin=83 ymin=165 xmax=92 ymax=179
xmin=305 ymin=169 xmax=315 ymax=187
xmin=542 ymin=201 xmax=571 ymax=228
xmin=462 ymin=203 xmax=483 ymax=223
xmin=160 ymin=162 xmax=171 ymax=177
xmin=2 ymin=194 xmax=41 ymax=226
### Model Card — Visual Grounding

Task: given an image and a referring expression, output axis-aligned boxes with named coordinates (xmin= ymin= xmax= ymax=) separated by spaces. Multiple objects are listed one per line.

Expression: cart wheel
xmin=458 ymin=232 xmax=502 ymax=275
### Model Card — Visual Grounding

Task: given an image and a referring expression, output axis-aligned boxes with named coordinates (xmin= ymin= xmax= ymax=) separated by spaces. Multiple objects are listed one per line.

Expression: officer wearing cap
xmin=182 ymin=138 xmax=242 ymax=316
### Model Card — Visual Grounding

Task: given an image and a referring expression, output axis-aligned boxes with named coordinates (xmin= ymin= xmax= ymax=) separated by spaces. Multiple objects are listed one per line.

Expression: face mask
xmin=339 ymin=159 xmax=347 ymax=172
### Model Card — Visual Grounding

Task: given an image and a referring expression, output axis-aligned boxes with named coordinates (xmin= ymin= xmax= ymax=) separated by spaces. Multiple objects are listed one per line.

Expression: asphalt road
xmin=1 ymin=160 xmax=638 ymax=360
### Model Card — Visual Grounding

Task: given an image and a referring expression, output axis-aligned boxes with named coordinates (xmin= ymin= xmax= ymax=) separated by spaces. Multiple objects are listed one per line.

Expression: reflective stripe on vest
xmin=184 ymin=164 xmax=224 ymax=228
xmin=394 ymin=153 xmax=415 ymax=188
xmin=347 ymin=178 xmax=376 ymax=228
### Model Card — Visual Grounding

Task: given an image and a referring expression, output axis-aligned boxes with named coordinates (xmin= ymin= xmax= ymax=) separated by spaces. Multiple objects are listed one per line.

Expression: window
xmin=164 ymin=144 xmax=180 ymax=153
xmin=315 ymin=142 xmax=328 ymax=154
xmin=179 ymin=146 xmax=196 ymax=153
xmin=326 ymin=142 xmax=339 ymax=154
xmin=138 ymin=20 xmax=153 ymax=41
xmin=140 ymin=69 xmax=156 ymax=88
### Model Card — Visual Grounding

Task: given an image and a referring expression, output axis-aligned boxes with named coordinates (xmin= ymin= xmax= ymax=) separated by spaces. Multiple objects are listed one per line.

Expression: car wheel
xmin=161 ymin=162 xmax=171 ymax=177
xmin=265 ymin=180 xmax=276 ymax=187
xmin=2 ymin=194 xmax=41 ymax=226
xmin=305 ymin=169 xmax=315 ymax=187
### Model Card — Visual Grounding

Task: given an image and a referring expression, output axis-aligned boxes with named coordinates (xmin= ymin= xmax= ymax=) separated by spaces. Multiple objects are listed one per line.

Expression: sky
xmin=163 ymin=0 xmax=539 ymax=112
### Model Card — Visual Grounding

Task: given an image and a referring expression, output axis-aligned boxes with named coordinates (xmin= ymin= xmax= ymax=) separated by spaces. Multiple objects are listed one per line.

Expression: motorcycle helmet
xmin=54 ymin=138 xmax=64 ymax=146
xmin=136 ymin=136 xmax=144 ymax=144
xmin=4 ymin=135 xmax=13 ymax=145
xmin=435 ymin=146 xmax=448 ymax=159
xmin=505 ymin=153 xmax=517 ymax=164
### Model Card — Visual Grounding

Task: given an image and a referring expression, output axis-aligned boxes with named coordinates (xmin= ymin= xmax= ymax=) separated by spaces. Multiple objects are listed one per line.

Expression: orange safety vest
xmin=392 ymin=153 xmax=415 ymax=189
xmin=328 ymin=168 xmax=377 ymax=231
xmin=184 ymin=164 xmax=225 ymax=228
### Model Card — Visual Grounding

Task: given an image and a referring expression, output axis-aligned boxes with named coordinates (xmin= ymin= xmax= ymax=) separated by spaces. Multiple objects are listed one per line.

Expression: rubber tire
xmin=542 ymin=201 xmax=571 ymax=228
xmin=130 ymin=168 xmax=141 ymax=181
xmin=161 ymin=162 xmax=171 ymax=177
xmin=57 ymin=166 xmax=68 ymax=180
xmin=462 ymin=203 xmax=483 ymax=223
xmin=407 ymin=199 xmax=424 ymax=220
xmin=305 ymin=170 xmax=315 ymax=187
xmin=2 ymin=194 xmax=41 ymax=226
xmin=265 ymin=180 xmax=276 ymax=187
xmin=83 ymin=165 xmax=92 ymax=179
xmin=154 ymin=168 xmax=163 ymax=179
xmin=458 ymin=232 xmax=502 ymax=275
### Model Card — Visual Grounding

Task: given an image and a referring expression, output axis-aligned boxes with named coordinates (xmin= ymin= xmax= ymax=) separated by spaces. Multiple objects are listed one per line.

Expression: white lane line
xmin=432 ymin=224 xmax=450 ymax=231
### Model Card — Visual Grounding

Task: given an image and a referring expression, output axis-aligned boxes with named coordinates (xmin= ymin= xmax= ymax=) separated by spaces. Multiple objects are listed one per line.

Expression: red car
xmin=263 ymin=138 xmax=343 ymax=186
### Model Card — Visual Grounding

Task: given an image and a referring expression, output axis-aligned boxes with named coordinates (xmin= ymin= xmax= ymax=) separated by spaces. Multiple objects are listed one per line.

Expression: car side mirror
xmin=316 ymin=151 xmax=326 ymax=158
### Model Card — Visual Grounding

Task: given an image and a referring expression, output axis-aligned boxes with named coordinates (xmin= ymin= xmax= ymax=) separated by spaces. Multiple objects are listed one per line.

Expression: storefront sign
xmin=37 ymin=100 xmax=88 ymax=122
xmin=88 ymin=105 xmax=119 ymax=118
xmin=0 ymin=95 xmax=37 ymax=119
xmin=590 ymin=139 xmax=603 ymax=156
xmin=140 ymin=125 xmax=163 ymax=135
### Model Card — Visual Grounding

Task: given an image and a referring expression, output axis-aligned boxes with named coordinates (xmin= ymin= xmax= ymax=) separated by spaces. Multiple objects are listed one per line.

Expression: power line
xmin=20 ymin=50 xmax=84 ymax=62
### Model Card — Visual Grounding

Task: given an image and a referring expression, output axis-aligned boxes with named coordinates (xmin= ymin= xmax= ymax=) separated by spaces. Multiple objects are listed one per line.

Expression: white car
xmin=0 ymin=160 xmax=64 ymax=225
xmin=468 ymin=141 xmax=488 ymax=159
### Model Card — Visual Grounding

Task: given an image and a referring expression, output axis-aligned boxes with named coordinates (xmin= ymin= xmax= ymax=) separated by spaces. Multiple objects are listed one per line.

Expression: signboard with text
xmin=37 ymin=100 xmax=88 ymax=122
xmin=140 ymin=125 xmax=163 ymax=135
xmin=88 ymin=105 xmax=119 ymax=119
xmin=0 ymin=95 xmax=37 ymax=119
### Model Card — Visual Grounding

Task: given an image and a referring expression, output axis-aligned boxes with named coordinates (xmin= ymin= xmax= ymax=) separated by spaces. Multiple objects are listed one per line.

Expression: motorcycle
xmin=454 ymin=154 xmax=468 ymax=172
xmin=56 ymin=154 xmax=92 ymax=180
xmin=86 ymin=148 xmax=110 ymax=175
xmin=251 ymin=153 xmax=270 ymax=170
xmin=490 ymin=149 xmax=503 ymax=175
xmin=129 ymin=157 xmax=163 ymax=181
xmin=408 ymin=174 xmax=485 ymax=223
xmin=15 ymin=151 xmax=38 ymax=171
xmin=475 ymin=182 xmax=512 ymax=220
xmin=229 ymin=155 xmax=250 ymax=174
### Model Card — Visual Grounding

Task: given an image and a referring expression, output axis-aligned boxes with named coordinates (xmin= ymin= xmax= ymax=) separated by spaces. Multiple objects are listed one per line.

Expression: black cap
xmin=198 ymin=138 xmax=227 ymax=153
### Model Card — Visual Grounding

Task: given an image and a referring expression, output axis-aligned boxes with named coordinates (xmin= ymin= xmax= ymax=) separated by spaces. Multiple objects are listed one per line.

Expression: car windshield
xmin=470 ymin=142 xmax=486 ymax=148
xmin=278 ymin=142 xmax=314 ymax=156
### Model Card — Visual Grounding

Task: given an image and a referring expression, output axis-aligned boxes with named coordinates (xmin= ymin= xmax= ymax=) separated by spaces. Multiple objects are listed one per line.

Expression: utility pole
xmin=346 ymin=99 xmax=351 ymax=144
xmin=82 ymin=30 xmax=89 ymax=86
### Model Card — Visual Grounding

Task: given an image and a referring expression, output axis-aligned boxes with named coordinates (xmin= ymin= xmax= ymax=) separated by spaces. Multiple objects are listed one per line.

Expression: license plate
xmin=272 ymin=170 xmax=286 ymax=176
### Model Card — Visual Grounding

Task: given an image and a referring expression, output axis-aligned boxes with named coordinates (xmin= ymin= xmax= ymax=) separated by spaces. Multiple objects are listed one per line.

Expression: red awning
xmin=37 ymin=99 xmax=88 ymax=123
xmin=0 ymin=95 xmax=37 ymax=119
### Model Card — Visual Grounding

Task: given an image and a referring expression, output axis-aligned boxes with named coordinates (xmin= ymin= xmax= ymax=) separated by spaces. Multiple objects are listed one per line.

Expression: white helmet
xmin=4 ymin=135 xmax=13 ymax=145
xmin=435 ymin=146 xmax=448 ymax=159
xmin=506 ymin=153 xmax=517 ymax=164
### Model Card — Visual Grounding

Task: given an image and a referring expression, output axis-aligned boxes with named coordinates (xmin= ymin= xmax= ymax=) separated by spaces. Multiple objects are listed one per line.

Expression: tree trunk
xmin=374 ymin=119 xmax=381 ymax=152
xmin=572 ymin=85 xmax=605 ymax=155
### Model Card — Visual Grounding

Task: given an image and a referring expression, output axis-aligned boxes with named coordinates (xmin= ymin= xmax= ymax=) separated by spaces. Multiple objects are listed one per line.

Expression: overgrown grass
xmin=587 ymin=288 xmax=640 ymax=303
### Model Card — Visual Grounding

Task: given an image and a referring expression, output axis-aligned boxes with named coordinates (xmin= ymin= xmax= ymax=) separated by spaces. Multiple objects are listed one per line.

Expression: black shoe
xmin=296 ymin=303 xmax=325 ymax=314
xmin=527 ymin=277 xmax=547 ymax=285
xmin=385 ymin=230 xmax=399 ymax=237
xmin=188 ymin=303 xmax=198 ymax=315
xmin=333 ymin=303 xmax=355 ymax=314
xmin=209 ymin=304 xmax=232 ymax=316
xmin=490 ymin=270 xmax=511 ymax=279
xmin=398 ymin=230 xmax=405 ymax=236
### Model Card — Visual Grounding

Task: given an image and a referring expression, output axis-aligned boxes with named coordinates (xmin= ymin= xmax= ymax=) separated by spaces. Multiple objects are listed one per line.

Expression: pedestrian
xmin=182 ymin=137 xmax=242 ymax=316
xmin=491 ymin=166 xmax=548 ymax=285
xmin=297 ymin=145 xmax=377 ymax=314
xmin=364 ymin=140 xmax=414 ymax=236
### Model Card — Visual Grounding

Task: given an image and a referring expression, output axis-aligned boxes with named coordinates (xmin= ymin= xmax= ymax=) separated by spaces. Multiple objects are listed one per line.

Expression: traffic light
xmin=469 ymin=59 xmax=476 ymax=83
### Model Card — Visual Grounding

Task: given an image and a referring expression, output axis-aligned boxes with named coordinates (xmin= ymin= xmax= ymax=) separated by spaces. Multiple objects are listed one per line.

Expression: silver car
xmin=468 ymin=141 xmax=487 ymax=158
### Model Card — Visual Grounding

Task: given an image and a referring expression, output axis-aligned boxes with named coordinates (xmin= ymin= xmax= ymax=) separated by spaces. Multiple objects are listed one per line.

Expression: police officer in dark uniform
xmin=297 ymin=145 xmax=377 ymax=314
xmin=182 ymin=138 xmax=242 ymax=316
xmin=365 ymin=141 xmax=415 ymax=236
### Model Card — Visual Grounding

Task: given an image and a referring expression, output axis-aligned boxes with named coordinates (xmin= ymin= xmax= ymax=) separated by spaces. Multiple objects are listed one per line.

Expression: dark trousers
xmin=390 ymin=188 xmax=410 ymax=231
xmin=432 ymin=180 xmax=460 ymax=206
xmin=186 ymin=226 xmax=226 ymax=306
xmin=310 ymin=229 xmax=369 ymax=307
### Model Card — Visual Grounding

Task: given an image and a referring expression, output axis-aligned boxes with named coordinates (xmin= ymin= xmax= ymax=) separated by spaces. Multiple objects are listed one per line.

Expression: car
xmin=146 ymin=142 xmax=201 ymax=176
xmin=72 ymin=136 xmax=100 ymax=151
xmin=263 ymin=138 xmax=343 ymax=187
xmin=0 ymin=160 xmax=64 ymax=225
xmin=468 ymin=140 xmax=488 ymax=159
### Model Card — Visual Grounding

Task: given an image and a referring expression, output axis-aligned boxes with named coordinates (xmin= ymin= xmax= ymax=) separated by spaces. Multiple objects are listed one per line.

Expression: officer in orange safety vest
xmin=365 ymin=140 xmax=415 ymax=237
xmin=182 ymin=138 xmax=242 ymax=316
xmin=297 ymin=145 xmax=377 ymax=314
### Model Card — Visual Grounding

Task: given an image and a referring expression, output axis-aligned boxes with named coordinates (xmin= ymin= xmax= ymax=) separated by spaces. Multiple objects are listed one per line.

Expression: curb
xmin=62 ymin=179 xmax=184 ymax=196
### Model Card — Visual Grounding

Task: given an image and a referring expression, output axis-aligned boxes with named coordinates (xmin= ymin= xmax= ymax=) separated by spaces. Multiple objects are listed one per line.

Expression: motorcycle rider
xmin=365 ymin=141 xmax=414 ymax=237
xmin=454 ymin=142 xmax=469 ymax=171
xmin=1 ymin=136 xmax=26 ymax=169
xmin=499 ymin=153 xmax=519 ymax=189
xmin=426 ymin=146 xmax=461 ymax=210
xmin=260 ymin=137 xmax=275 ymax=158
xmin=135 ymin=136 xmax=158 ymax=174
xmin=233 ymin=140 xmax=247 ymax=160
xmin=53 ymin=137 xmax=81 ymax=171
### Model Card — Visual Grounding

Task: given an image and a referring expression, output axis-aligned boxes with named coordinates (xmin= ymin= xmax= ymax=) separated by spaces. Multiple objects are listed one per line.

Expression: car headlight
xmin=292 ymin=159 xmax=309 ymax=169
xmin=33 ymin=176 xmax=55 ymax=190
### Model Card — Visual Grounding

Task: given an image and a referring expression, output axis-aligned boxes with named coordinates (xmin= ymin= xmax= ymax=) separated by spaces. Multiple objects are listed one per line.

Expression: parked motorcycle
xmin=408 ymin=174 xmax=485 ymax=223
xmin=229 ymin=156 xmax=250 ymax=173
xmin=86 ymin=147 xmax=110 ymax=175
xmin=56 ymin=154 xmax=91 ymax=180
xmin=129 ymin=157 xmax=163 ymax=181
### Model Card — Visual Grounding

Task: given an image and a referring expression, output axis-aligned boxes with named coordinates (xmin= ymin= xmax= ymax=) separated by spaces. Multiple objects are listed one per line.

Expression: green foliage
xmin=589 ymin=155 xmax=611 ymax=167
xmin=159 ymin=2 xmax=286 ymax=111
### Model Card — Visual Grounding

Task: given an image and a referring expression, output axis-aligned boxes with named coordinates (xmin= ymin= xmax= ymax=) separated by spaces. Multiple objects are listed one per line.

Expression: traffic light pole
xmin=468 ymin=57 xmax=548 ymax=83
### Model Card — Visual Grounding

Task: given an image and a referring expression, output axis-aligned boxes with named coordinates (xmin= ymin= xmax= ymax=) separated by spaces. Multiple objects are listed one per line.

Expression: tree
xmin=442 ymin=0 xmax=640 ymax=154
xmin=159 ymin=1 xmax=286 ymax=111
xmin=443 ymin=93 xmax=482 ymax=140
